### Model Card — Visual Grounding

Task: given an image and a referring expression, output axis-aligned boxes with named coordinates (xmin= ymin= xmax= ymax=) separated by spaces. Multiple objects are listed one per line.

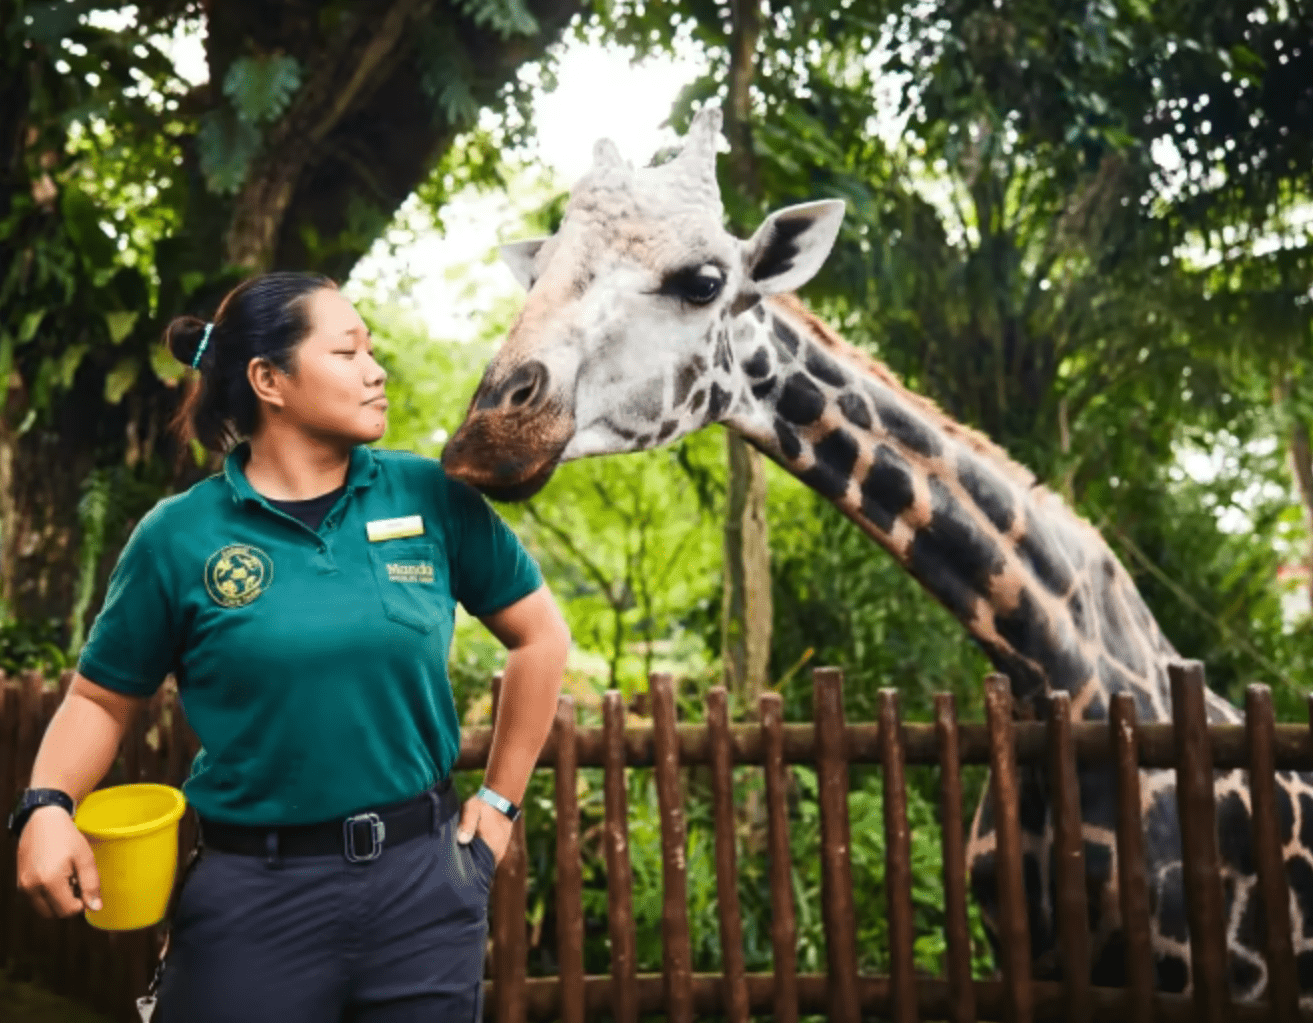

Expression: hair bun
xmin=164 ymin=315 xmax=211 ymax=368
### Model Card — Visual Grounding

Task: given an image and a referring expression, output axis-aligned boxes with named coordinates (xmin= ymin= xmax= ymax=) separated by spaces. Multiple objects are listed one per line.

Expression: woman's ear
xmin=247 ymin=356 xmax=286 ymax=409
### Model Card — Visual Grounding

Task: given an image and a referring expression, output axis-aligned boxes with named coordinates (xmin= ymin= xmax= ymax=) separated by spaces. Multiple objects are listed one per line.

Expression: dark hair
xmin=166 ymin=271 xmax=335 ymax=451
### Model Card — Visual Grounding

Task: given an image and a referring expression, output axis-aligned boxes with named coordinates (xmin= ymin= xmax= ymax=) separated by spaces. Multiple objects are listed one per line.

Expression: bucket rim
xmin=75 ymin=782 xmax=187 ymax=840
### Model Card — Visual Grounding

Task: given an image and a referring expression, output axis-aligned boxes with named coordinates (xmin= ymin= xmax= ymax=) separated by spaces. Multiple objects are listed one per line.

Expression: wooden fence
xmin=4 ymin=661 xmax=1313 ymax=1022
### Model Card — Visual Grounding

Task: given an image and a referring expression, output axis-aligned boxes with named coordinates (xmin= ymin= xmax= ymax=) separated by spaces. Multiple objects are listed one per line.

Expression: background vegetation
xmin=3 ymin=0 xmax=1311 ymax=1011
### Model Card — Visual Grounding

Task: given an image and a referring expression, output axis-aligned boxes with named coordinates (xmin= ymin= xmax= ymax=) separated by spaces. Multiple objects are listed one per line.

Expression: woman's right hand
xmin=16 ymin=806 xmax=102 ymax=918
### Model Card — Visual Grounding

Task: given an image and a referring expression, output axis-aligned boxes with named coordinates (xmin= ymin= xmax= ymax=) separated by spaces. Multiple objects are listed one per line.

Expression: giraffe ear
xmin=499 ymin=238 xmax=548 ymax=291
xmin=742 ymin=200 xmax=845 ymax=295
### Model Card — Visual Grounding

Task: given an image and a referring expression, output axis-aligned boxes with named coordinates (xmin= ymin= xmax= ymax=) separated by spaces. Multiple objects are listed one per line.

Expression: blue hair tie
xmin=192 ymin=322 xmax=214 ymax=369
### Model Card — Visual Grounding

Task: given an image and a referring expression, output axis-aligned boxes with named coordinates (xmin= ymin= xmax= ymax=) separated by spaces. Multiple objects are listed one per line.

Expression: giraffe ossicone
xmin=443 ymin=106 xmax=1313 ymax=1004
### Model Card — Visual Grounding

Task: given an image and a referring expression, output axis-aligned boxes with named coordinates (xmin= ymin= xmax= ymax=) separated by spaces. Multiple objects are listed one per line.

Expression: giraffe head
xmin=442 ymin=106 xmax=844 ymax=499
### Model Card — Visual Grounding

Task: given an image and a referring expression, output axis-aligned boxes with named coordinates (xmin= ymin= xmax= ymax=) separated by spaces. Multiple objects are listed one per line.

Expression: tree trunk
xmin=720 ymin=0 xmax=771 ymax=705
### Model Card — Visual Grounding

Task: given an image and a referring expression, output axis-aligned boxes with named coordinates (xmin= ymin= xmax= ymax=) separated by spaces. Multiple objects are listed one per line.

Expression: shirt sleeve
xmin=447 ymin=478 xmax=544 ymax=617
xmin=76 ymin=508 xmax=179 ymax=698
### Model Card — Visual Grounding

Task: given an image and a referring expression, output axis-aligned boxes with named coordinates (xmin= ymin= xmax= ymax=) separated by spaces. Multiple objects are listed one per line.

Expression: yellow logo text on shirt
xmin=205 ymin=544 xmax=274 ymax=607
xmin=386 ymin=561 xmax=434 ymax=584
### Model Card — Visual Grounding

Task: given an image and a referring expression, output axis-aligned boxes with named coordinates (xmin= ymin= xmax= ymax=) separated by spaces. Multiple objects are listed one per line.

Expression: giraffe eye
xmin=660 ymin=263 xmax=725 ymax=306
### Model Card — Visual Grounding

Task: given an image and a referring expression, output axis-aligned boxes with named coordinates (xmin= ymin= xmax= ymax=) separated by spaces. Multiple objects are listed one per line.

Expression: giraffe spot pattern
xmin=805 ymin=347 xmax=847 ymax=388
xmin=1154 ymin=862 xmax=1189 ymax=942
xmin=752 ymin=304 xmax=766 ymax=322
xmin=908 ymin=477 xmax=1005 ymax=621
xmin=837 ymin=391 xmax=871 ymax=429
xmin=689 ymin=390 xmax=706 ymax=413
xmin=772 ymin=316 xmax=800 ymax=356
xmin=1157 ymin=954 xmax=1189 ymax=994
xmin=1216 ymin=791 xmax=1254 ymax=874
xmin=994 ymin=589 xmax=1091 ymax=699
xmin=1076 ymin=764 xmax=1118 ymax=830
xmin=774 ymin=419 xmax=802 ymax=460
xmin=1068 ymin=589 xmax=1092 ymax=640
xmin=777 ymin=373 xmax=826 ymax=425
xmin=673 ymin=357 xmax=705 ymax=408
xmin=1144 ymin=795 xmax=1185 ymax=896
xmin=714 ymin=334 xmax=733 ymax=372
xmin=1300 ymin=794 xmax=1313 ymax=862
xmin=1299 ymin=949 xmax=1313 ymax=991
xmin=707 ymin=383 xmax=732 ymax=420
xmin=859 ymin=444 xmax=915 ymax=533
xmin=797 ymin=460 xmax=850 ymax=500
xmin=870 ymin=387 xmax=942 ymax=457
xmin=743 ymin=346 xmax=771 ymax=378
xmin=813 ymin=429 xmax=860 ymax=481
xmin=1291 ymin=855 xmax=1313 ymax=938
xmin=1091 ymin=558 xmax=1148 ymax=677
xmin=956 ymin=452 xmax=1016 ymax=533
xmin=656 ymin=419 xmax=679 ymax=442
xmin=1097 ymin=657 xmax=1156 ymax=722
xmin=751 ymin=377 xmax=776 ymax=399
xmin=1018 ymin=509 xmax=1076 ymax=596
xmin=1278 ymin=783 xmax=1295 ymax=844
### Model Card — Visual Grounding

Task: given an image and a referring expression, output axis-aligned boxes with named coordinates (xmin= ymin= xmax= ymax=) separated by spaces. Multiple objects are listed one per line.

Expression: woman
xmin=10 ymin=271 xmax=571 ymax=1021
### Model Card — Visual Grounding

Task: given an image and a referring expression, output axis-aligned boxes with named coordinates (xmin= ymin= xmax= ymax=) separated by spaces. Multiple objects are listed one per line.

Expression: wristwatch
xmin=8 ymin=788 xmax=76 ymax=840
xmin=475 ymin=785 xmax=521 ymax=822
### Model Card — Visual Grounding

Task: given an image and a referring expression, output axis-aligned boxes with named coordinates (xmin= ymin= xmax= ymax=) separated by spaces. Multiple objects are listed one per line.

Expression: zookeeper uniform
xmin=76 ymin=440 xmax=542 ymax=1020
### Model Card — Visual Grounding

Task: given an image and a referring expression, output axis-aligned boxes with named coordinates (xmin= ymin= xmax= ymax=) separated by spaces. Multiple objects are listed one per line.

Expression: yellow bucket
xmin=74 ymin=783 xmax=187 ymax=931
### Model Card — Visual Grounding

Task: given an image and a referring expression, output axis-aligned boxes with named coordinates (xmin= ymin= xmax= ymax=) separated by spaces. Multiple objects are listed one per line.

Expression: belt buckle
xmin=343 ymin=812 xmax=386 ymax=862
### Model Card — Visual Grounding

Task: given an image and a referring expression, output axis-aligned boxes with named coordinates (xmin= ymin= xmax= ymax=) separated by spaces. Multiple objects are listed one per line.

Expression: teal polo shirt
xmin=77 ymin=442 xmax=542 ymax=826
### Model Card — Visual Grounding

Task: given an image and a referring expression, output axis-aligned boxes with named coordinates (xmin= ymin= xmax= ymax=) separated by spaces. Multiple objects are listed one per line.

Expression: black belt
xmin=199 ymin=777 xmax=455 ymax=862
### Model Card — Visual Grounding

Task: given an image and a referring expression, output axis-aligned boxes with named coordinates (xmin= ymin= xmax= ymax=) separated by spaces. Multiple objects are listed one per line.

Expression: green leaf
xmin=150 ymin=343 xmax=185 ymax=384
xmin=0 ymin=330 xmax=13 ymax=388
xmin=18 ymin=309 xmax=46 ymax=343
xmin=224 ymin=54 xmax=303 ymax=125
xmin=104 ymin=310 xmax=138 ymax=345
xmin=453 ymin=0 xmax=539 ymax=38
xmin=180 ymin=271 xmax=207 ymax=296
xmin=61 ymin=186 xmax=116 ymax=270
xmin=104 ymin=357 xmax=140 ymax=404
xmin=58 ymin=344 xmax=89 ymax=389
xmin=197 ymin=109 xmax=263 ymax=195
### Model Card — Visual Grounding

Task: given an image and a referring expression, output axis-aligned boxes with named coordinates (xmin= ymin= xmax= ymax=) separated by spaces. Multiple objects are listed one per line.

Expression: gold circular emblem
xmin=204 ymin=544 xmax=273 ymax=608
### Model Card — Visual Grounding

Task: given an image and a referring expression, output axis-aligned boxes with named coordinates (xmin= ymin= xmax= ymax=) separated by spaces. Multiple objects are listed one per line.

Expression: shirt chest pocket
xmin=368 ymin=539 xmax=452 ymax=633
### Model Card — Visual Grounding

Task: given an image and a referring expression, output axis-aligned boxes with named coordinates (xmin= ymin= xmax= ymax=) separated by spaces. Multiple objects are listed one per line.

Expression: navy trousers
xmin=156 ymin=786 xmax=493 ymax=1022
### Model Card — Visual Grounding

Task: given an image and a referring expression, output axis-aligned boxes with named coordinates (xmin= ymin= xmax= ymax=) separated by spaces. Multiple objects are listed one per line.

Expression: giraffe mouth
xmin=440 ymin=412 xmax=569 ymax=502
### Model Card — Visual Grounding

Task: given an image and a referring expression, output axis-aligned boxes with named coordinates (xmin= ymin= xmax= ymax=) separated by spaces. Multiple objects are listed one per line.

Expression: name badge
xmin=366 ymin=515 xmax=424 ymax=542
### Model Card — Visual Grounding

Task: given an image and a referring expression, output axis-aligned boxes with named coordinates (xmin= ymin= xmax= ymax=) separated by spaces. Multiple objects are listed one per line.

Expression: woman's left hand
xmin=456 ymin=796 xmax=514 ymax=866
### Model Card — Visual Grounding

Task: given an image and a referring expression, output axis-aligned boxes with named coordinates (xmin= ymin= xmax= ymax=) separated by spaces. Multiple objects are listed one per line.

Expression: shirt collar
xmin=223 ymin=441 xmax=379 ymax=506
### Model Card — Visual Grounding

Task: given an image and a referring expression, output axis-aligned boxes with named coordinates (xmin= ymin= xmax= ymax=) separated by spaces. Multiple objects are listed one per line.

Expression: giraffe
xmin=440 ymin=106 xmax=1313 ymax=1001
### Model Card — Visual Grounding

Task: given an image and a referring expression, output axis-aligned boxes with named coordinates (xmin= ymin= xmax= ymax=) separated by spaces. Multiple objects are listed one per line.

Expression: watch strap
xmin=8 ymin=788 xmax=75 ymax=839
xmin=475 ymin=785 xmax=521 ymax=822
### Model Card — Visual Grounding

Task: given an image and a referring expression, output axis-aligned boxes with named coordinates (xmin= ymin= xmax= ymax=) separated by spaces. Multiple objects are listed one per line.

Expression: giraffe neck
xmin=721 ymin=294 xmax=1178 ymax=723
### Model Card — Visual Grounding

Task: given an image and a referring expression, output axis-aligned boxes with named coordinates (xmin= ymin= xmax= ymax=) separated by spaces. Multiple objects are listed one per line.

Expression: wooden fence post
xmin=602 ymin=690 xmax=638 ymax=1023
xmin=984 ymin=673 xmax=1033 ymax=1023
xmin=1247 ymin=684 xmax=1299 ymax=1023
xmin=933 ymin=692 xmax=977 ymax=1023
xmin=760 ymin=690 xmax=798 ymax=1023
xmin=552 ymin=695 xmax=585 ymax=1023
xmin=1046 ymin=690 xmax=1091 ymax=1023
xmin=707 ymin=686 xmax=750 ymax=1023
xmin=1109 ymin=693 xmax=1156 ymax=1023
xmin=490 ymin=673 xmax=528 ymax=1023
xmin=650 ymin=673 xmax=694 ymax=1023
xmin=813 ymin=667 xmax=860 ymax=1023
xmin=1170 ymin=661 xmax=1232 ymax=1023
xmin=878 ymin=688 xmax=918 ymax=1023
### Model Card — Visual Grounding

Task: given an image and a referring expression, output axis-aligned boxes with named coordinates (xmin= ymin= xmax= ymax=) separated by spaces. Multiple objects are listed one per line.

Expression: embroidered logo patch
xmin=205 ymin=544 xmax=273 ymax=607
xmin=386 ymin=560 xmax=435 ymax=584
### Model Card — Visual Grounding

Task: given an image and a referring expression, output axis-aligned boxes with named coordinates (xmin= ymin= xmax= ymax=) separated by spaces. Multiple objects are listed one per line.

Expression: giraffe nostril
xmin=509 ymin=381 xmax=537 ymax=408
